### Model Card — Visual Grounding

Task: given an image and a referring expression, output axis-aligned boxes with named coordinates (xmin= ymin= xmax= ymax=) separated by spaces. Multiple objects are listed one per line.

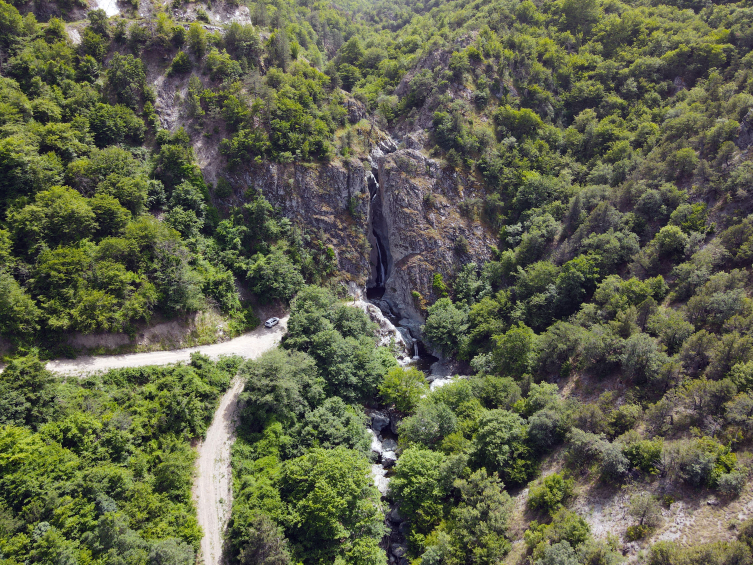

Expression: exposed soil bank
xmin=45 ymin=317 xmax=288 ymax=375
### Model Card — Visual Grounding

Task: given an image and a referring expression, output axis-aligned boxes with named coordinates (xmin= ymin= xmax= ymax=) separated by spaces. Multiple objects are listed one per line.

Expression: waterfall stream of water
xmin=374 ymin=233 xmax=385 ymax=287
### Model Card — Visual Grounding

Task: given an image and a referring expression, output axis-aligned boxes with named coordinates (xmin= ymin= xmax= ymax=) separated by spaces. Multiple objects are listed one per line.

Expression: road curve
xmin=192 ymin=318 xmax=287 ymax=565
xmin=45 ymin=317 xmax=288 ymax=565
xmin=46 ymin=316 xmax=288 ymax=375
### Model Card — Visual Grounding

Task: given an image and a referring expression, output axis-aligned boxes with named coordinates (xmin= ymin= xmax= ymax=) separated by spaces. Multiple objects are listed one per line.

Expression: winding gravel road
xmin=46 ymin=317 xmax=288 ymax=375
xmin=45 ymin=317 xmax=289 ymax=565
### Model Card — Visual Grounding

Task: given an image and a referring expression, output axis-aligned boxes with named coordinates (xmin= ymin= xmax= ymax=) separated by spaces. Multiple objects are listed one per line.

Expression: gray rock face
xmin=234 ymin=158 xmax=372 ymax=282
xmin=382 ymin=451 xmax=397 ymax=468
xmin=738 ymin=108 xmax=753 ymax=149
xmin=345 ymin=98 xmax=368 ymax=124
xmin=382 ymin=438 xmax=398 ymax=452
xmin=373 ymin=147 xmax=496 ymax=338
xmin=372 ymin=412 xmax=391 ymax=433
xmin=228 ymin=133 xmax=495 ymax=338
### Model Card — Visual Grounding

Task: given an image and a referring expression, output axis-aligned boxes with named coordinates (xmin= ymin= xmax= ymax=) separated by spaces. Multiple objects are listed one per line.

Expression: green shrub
xmin=626 ymin=524 xmax=652 ymax=541
xmin=169 ymin=51 xmax=192 ymax=75
xmin=379 ymin=366 xmax=429 ymax=413
xmin=528 ymin=473 xmax=574 ymax=515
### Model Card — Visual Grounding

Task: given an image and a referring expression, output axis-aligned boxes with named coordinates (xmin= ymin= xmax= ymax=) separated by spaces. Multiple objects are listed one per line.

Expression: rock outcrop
xmin=228 ymin=133 xmax=496 ymax=340
xmin=231 ymin=157 xmax=373 ymax=281
xmin=372 ymin=145 xmax=497 ymax=334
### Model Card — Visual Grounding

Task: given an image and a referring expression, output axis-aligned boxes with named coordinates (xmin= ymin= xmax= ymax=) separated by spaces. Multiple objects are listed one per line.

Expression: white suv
xmin=264 ymin=317 xmax=280 ymax=328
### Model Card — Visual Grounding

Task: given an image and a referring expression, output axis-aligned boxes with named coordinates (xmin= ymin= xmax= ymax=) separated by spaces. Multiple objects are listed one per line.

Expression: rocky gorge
xmin=228 ymin=126 xmax=497 ymax=346
xmin=351 ymin=289 xmax=464 ymax=565
xmin=227 ymin=128 xmax=493 ymax=562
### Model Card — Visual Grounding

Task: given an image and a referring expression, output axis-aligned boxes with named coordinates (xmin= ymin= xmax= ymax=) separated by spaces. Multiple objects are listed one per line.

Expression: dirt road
xmin=196 ymin=376 xmax=245 ymax=565
xmin=46 ymin=316 xmax=288 ymax=375
xmin=45 ymin=317 xmax=288 ymax=565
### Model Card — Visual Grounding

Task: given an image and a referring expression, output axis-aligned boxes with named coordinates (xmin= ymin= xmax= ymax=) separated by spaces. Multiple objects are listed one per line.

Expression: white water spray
xmin=374 ymin=235 xmax=385 ymax=286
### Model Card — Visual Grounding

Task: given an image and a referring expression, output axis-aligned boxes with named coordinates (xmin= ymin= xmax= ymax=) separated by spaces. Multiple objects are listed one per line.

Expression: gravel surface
xmin=195 ymin=376 xmax=245 ymax=565
xmin=46 ymin=317 xmax=288 ymax=375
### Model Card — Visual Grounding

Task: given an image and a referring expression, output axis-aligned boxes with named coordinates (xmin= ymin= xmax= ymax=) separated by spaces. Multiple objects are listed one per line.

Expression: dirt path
xmin=45 ymin=318 xmax=288 ymax=565
xmin=196 ymin=376 xmax=245 ymax=565
xmin=46 ymin=316 xmax=288 ymax=375
xmin=193 ymin=319 xmax=286 ymax=565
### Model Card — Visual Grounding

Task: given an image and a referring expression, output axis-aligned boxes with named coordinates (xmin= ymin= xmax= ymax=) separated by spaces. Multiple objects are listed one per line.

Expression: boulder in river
xmin=391 ymin=545 xmax=407 ymax=559
xmin=382 ymin=451 xmax=397 ymax=467
xmin=388 ymin=506 xmax=404 ymax=523
xmin=382 ymin=438 xmax=398 ymax=451
xmin=389 ymin=413 xmax=400 ymax=435
xmin=372 ymin=412 xmax=390 ymax=432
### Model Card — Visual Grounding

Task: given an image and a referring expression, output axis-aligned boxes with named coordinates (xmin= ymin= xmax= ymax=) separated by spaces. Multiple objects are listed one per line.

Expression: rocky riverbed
xmin=366 ymin=408 xmax=409 ymax=565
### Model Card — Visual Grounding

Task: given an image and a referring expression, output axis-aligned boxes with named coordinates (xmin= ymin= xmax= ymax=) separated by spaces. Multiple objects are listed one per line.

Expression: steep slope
xmin=7 ymin=0 xmax=753 ymax=564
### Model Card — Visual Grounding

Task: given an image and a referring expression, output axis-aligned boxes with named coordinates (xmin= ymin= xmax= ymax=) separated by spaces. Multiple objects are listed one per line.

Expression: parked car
xmin=264 ymin=317 xmax=280 ymax=328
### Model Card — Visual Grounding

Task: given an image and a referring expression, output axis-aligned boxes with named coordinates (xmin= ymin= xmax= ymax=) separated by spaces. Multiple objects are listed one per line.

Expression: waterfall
xmin=413 ymin=340 xmax=419 ymax=360
xmin=374 ymin=233 xmax=385 ymax=287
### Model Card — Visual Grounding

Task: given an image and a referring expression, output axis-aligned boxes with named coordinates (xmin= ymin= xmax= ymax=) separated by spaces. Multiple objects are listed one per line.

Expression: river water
xmin=354 ymin=290 xmax=439 ymax=565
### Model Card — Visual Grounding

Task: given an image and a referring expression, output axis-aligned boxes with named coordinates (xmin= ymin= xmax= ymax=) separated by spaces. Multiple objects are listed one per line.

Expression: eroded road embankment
xmin=46 ymin=318 xmax=288 ymax=375
xmin=45 ymin=317 xmax=288 ymax=565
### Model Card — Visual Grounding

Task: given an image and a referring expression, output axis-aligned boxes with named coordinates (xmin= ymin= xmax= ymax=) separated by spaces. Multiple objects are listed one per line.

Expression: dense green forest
xmin=4 ymin=0 xmax=753 ymax=562
xmin=0 ymin=353 xmax=241 ymax=564
xmin=0 ymin=0 xmax=341 ymax=350
xmin=229 ymin=286 xmax=396 ymax=564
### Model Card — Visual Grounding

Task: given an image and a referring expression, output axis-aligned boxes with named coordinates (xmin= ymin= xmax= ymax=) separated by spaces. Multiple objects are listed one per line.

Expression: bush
xmin=472 ymin=409 xmax=535 ymax=485
xmin=291 ymin=397 xmax=371 ymax=457
xmin=379 ymin=366 xmax=428 ymax=413
xmin=717 ymin=470 xmax=747 ymax=497
xmin=239 ymin=348 xmax=324 ymax=429
xmin=535 ymin=541 xmax=579 ymax=565
xmin=629 ymin=493 xmax=662 ymax=528
xmin=567 ymin=428 xmax=604 ymax=463
xmin=279 ymin=447 xmax=384 ymax=562
xmin=168 ymin=51 xmax=192 ymax=75
xmin=525 ymin=509 xmax=591 ymax=559
xmin=626 ymin=524 xmax=652 ymax=541
xmin=237 ymin=515 xmax=291 ymax=565
xmin=0 ymin=271 xmax=41 ymax=338
xmin=528 ymin=408 xmax=566 ymax=452
xmin=422 ymin=298 xmax=469 ymax=357
xmin=0 ymin=354 xmax=58 ymax=429
xmin=106 ymin=53 xmax=146 ymax=109
xmin=623 ymin=438 xmax=663 ymax=475
xmin=598 ymin=441 xmax=630 ymax=481
xmin=247 ymin=251 xmax=304 ymax=303
xmin=390 ymin=448 xmax=448 ymax=538
xmin=493 ymin=323 xmax=537 ymax=378
xmin=621 ymin=332 xmax=670 ymax=385
xmin=528 ymin=473 xmax=574 ymax=515
xmin=675 ymin=437 xmax=736 ymax=488
xmin=607 ymin=403 xmax=642 ymax=438
xmin=399 ymin=401 xmax=458 ymax=448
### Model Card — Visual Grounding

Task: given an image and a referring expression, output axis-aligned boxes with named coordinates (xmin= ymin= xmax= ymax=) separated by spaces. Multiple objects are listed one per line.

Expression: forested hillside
xmin=4 ymin=0 xmax=753 ymax=563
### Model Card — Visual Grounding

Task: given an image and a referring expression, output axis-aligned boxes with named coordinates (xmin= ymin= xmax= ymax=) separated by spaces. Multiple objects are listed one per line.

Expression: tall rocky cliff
xmin=229 ymin=130 xmax=496 ymax=339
